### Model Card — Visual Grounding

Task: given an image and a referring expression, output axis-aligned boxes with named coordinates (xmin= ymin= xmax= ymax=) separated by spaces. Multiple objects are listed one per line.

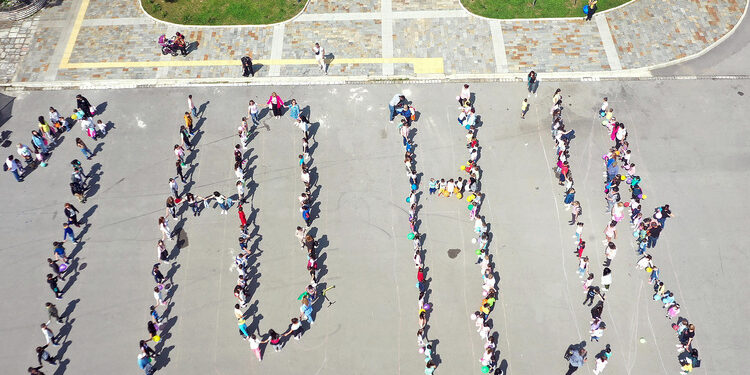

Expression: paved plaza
xmin=0 ymin=0 xmax=747 ymax=85
xmin=0 ymin=81 xmax=748 ymax=374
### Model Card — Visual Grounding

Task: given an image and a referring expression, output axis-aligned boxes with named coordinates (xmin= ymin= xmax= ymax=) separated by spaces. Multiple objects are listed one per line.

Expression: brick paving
xmin=502 ymin=19 xmax=611 ymax=72
xmin=0 ymin=0 xmax=747 ymax=83
xmin=606 ymin=0 xmax=746 ymax=69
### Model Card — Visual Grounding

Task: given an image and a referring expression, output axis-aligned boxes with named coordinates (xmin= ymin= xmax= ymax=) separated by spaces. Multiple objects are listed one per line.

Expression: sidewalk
xmin=0 ymin=0 xmax=746 ymax=85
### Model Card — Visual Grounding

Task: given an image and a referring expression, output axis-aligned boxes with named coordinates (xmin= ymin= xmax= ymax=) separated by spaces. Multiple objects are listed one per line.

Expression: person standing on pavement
xmin=188 ymin=94 xmax=197 ymax=117
xmin=36 ymin=345 xmax=57 ymax=366
xmin=76 ymin=94 xmax=94 ymax=117
xmin=646 ymin=221 xmax=662 ymax=248
xmin=62 ymin=223 xmax=78 ymax=244
xmin=527 ymin=70 xmax=538 ymax=97
xmin=388 ymin=94 xmax=407 ymax=123
xmin=40 ymin=323 xmax=60 ymax=345
xmin=654 ymin=204 xmax=674 ymax=228
xmin=47 ymin=274 xmax=63 ymax=299
xmin=70 ymin=181 xmax=86 ymax=203
xmin=75 ymin=138 xmax=93 ymax=160
xmin=45 ymin=302 xmax=63 ymax=324
xmin=521 ymin=98 xmax=529 ymax=119
xmin=64 ymin=203 xmax=81 ymax=227
xmin=169 ymin=178 xmax=179 ymax=199
xmin=267 ymin=92 xmax=286 ymax=119
xmin=288 ymin=99 xmax=301 ymax=121
xmin=48 ymin=258 xmax=66 ymax=281
xmin=5 ymin=155 xmax=23 ymax=182
xmin=312 ymin=42 xmax=327 ymax=73
xmin=593 ymin=347 xmax=611 ymax=374
xmin=566 ymin=348 xmax=586 ymax=375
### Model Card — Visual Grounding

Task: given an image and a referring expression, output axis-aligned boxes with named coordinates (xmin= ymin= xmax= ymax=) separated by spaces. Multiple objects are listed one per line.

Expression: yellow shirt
xmin=184 ymin=114 xmax=192 ymax=127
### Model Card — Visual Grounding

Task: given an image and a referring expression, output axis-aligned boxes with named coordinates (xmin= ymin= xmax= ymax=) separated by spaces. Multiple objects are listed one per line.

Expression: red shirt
xmin=417 ymin=271 xmax=425 ymax=282
xmin=238 ymin=211 xmax=247 ymax=226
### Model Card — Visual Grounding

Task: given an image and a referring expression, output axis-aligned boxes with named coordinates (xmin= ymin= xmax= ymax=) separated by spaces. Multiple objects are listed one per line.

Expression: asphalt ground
xmin=0 ymin=81 xmax=747 ymax=374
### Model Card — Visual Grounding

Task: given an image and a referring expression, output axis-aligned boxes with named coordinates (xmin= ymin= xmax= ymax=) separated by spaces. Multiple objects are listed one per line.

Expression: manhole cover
xmin=447 ymin=249 xmax=461 ymax=259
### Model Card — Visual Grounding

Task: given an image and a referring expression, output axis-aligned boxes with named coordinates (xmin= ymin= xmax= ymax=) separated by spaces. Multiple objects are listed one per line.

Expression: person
xmin=586 ymin=0 xmax=598 ymax=21
xmin=38 ymin=116 xmax=56 ymax=144
xmin=566 ymin=348 xmax=586 ymax=375
xmin=47 ymin=274 xmax=63 ymax=299
xmin=140 ymin=340 xmax=157 ymax=358
xmin=6 ymin=155 xmax=23 ymax=182
xmin=158 ymin=217 xmax=172 ymax=241
xmin=288 ymin=99 xmax=300 ymax=121
xmin=284 ymin=317 xmax=304 ymax=340
xmin=591 ymin=300 xmax=604 ymax=320
xmin=40 ymin=323 xmax=60 ymax=345
xmin=312 ymin=42 xmax=327 ymax=73
xmin=388 ymin=94 xmax=407 ymax=123
xmin=36 ymin=345 xmax=57 ymax=366
xmin=248 ymin=334 xmax=263 ymax=361
xmin=45 ymin=302 xmax=63 ymax=324
xmin=176 ymin=161 xmax=186 ymax=183
xmin=180 ymin=125 xmax=192 ymax=150
xmin=521 ymin=98 xmax=529 ymax=119
xmin=267 ymin=92 xmax=285 ymax=119
xmin=654 ymin=204 xmax=674 ymax=228
xmin=153 ymin=286 xmax=167 ymax=306
xmin=265 ymin=329 xmax=283 ymax=352
xmin=299 ymin=296 xmax=314 ymax=324
xmin=593 ymin=349 xmax=609 ymax=374
xmin=169 ymin=178 xmax=179 ymax=199
xmin=175 ymin=31 xmax=188 ymax=55
xmin=241 ymin=55 xmax=254 ymax=77
xmin=646 ymin=221 xmax=662 ymax=248
xmin=583 ymin=284 xmax=603 ymax=306
xmin=152 ymin=264 xmax=165 ymax=286
xmin=527 ymin=70 xmax=538 ymax=97
xmin=138 ymin=352 xmax=155 ymax=375
xmin=70 ymin=181 xmax=86 ymax=203
xmin=188 ymin=94 xmax=197 ymax=117
xmin=76 ymin=94 xmax=94 ymax=117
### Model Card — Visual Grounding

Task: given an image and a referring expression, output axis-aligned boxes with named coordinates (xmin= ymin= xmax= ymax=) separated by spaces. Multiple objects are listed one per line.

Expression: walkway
xmin=0 ymin=0 xmax=746 ymax=85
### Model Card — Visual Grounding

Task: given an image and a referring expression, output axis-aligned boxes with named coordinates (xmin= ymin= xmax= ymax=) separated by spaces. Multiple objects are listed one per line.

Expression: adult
xmin=312 ymin=42 xmax=327 ymax=73
xmin=646 ymin=221 xmax=662 ymax=248
xmin=654 ymin=204 xmax=674 ymax=228
xmin=527 ymin=70 xmax=538 ymax=97
xmin=388 ymin=94 xmax=407 ymax=123
xmin=5 ymin=155 xmax=23 ymax=182
xmin=566 ymin=348 xmax=586 ymax=375
xmin=267 ymin=92 xmax=286 ymax=119
xmin=76 ymin=94 xmax=94 ymax=117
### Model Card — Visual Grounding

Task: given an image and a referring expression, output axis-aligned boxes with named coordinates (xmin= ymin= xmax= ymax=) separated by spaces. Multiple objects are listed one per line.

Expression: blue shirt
xmin=289 ymin=105 xmax=300 ymax=120
xmin=569 ymin=351 xmax=585 ymax=367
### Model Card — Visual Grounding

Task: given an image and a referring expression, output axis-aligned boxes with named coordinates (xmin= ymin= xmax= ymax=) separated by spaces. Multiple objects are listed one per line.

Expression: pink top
xmin=267 ymin=95 xmax=283 ymax=108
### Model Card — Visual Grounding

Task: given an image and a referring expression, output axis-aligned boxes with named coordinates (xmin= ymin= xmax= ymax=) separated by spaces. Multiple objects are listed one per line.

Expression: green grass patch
xmin=460 ymin=0 xmax=631 ymax=19
xmin=142 ymin=0 xmax=306 ymax=25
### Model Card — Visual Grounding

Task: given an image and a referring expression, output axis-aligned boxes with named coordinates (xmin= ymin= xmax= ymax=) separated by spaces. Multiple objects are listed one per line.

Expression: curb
xmin=2 ymin=73 xmax=749 ymax=91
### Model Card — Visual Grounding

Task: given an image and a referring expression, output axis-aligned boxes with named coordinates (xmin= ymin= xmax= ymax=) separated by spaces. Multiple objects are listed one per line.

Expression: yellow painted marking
xmin=60 ymin=57 xmax=444 ymax=74
xmin=59 ymin=0 xmax=90 ymax=69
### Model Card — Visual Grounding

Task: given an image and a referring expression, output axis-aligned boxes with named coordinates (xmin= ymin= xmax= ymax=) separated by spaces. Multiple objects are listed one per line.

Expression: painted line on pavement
xmin=595 ymin=14 xmax=622 ymax=71
xmin=489 ymin=20 xmax=509 ymax=73
xmin=58 ymin=0 xmax=89 ymax=69
xmin=381 ymin=0 xmax=394 ymax=76
xmin=59 ymin=58 xmax=444 ymax=74
xmin=268 ymin=23 xmax=286 ymax=77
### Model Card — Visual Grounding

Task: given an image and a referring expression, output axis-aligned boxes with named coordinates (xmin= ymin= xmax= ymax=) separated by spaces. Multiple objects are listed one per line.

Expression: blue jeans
xmin=647 ymin=235 xmax=659 ymax=248
xmin=191 ymin=107 xmax=197 ymax=117
xmin=250 ymin=112 xmax=258 ymax=124
xmin=80 ymin=148 xmax=92 ymax=158
xmin=11 ymin=170 xmax=22 ymax=181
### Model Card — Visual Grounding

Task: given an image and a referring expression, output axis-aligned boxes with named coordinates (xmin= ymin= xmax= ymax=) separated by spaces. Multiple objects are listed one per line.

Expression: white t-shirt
xmin=460 ymin=87 xmax=470 ymax=100
xmin=248 ymin=104 xmax=258 ymax=114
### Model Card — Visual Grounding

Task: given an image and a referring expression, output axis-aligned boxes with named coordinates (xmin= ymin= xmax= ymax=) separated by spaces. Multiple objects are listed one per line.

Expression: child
xmin=248 ymin=100 xmax=259 ymax=125
xmin=574 ymin=222 xmax=584 ymax=243
xmin=575 ymin=240 xmax=586 ymax=258
xmin=583 ymin=273 xmax=594 ymax=291
xmin=564 ymin=187 xmax=575 ymax=210
xmin=521 ymin=98 xmax=529 ymax=119
xmin=62 ymin=223 xmax=77 ymax=244
xmin=577 ymin=256 xmax=588 ymax=278
xmin=428 ymin=178 xmax=437 ymax=195
xmin=96 ymin=119 xmax=107 ymax=137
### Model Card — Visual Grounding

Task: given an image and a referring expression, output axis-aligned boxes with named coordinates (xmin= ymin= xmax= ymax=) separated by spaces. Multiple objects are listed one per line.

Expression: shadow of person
xmin=197 ymin=101 xmax=209 ymax=118
xmin=186 ymin=41 xmax=199 ymax=54
xmin=154 ymin=345 xmax=175 ymax=370
xmin=95 ymin=101 xmax=108 ymax=115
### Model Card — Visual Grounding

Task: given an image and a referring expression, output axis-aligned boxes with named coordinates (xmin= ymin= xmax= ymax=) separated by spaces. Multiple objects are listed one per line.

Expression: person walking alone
xmin=312 ymin=42 xmax=327 ymax=74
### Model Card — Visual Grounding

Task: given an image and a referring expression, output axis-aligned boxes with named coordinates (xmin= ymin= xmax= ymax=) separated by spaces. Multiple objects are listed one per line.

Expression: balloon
xmin=475 ymin=249 xmax=482 ymax=255
xmin=406 ymin=197 xmax=411 ymax=203
xmin=466 ymin=194 xmax=475 ymax=202
xmin=41 ymin=162 xmax=48 ymax=167
xmin=408 ymin=233 xmax=415 ymax=240
xmin=456 ymin=193 xmax=462 ymax=199
xmin=621 ymin=175 xmax=626 ymax=181
xmin=418 ymin=347 xmax=425 ymax=354
xmin=423 ymin=303 xmax=431 ymax=310
xmin=153 ymin=335 xmax=161 ymax=342
xmin=411 ymin=184 xmax=417 ymax=190
xmin=471 ymin=238 xmax=477 ymax=244
xmin=460 ymin=165 xmax=466 ymax=170
xmin=637 ymin=194 xmax=642 ymax=199
xmin=583 ymin=5 xmax=590 ymax=14
xmin=642 ymin=195 xmax=647 ymax=199
xmin=482 ymin=290 xmax=488 ymax=297
xmin=482 ymin=366 xmax=490 ymax=374
xmin=465 ymin=125 xmax=470 ymax=130
xmin=645 ymin=267 xmax=652 ymax=273
xmin=468 ymin=204 xmax=474 ymax=210
xmin=639 ymin=337 xmax=646 ymax=343
xmin=470 ymin=313 xmax=477 ymax=320
xmin=71 ymin=114 xmax=78 ymax=120
xmin=623 ymin=202 xmax=629 ymax=207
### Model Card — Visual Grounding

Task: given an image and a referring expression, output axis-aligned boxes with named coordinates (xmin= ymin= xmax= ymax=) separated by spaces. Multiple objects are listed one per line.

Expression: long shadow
xmin=61 ymin=257 xmax=82 ymax=294
xmin=165 ymin=263 xmax=180 ymax=285
xmin=80 ymin=204 xmax=98 ymax=223
xmin=301 ymin=105 xmax=311 ymax=119
xmin=309 ymin=122 xmax=320 ymax=141
xmin=185 ymin=146 xmax=200 ymax=165
xmin=154 ymin=315 xmax=178 ymax=352
xmin=68 ymin=223 xmax=91 ymax=258
xmin=315 ymin=252 xmax=328 ymax=280
xmin=52 ymin=316 xmax=77 ymax=375
xmin=95 ymin=101 xmax=108 ymax=115
xmin=155 ymin=345 xmax=175 ymax=370
xmin=85 ymin=163 xmax=103 ymax=198
xmin=197 ymin=101 xmax=209 ymax=118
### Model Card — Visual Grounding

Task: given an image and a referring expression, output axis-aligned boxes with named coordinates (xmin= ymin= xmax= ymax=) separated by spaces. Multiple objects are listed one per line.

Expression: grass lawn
xmin=461 ymin=0 xmax=632 ymax=19
xmin=141 ymin=0 xmax=306 ymax=25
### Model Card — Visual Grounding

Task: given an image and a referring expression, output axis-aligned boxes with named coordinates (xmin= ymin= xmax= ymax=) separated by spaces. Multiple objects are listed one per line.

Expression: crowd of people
xmin=8 ymin=93 xmax=104 ymax=374
xmin=552 ymin=91 xmax=700 ymax=374
xmin=136 ymin=93 xmax=327 ymax=373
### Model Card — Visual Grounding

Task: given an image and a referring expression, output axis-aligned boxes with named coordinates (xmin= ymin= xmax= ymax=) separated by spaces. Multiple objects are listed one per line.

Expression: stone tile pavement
xmin=0 ymin=0 xmax=747 ymax=84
